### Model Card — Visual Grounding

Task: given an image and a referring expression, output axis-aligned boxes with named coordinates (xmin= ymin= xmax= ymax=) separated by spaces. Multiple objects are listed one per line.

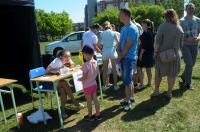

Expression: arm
xmin=118 ymin=40 xmax=133 ymax=60
xmin=114 ymin=34 xmax=119 ymax=47
xmin=46 ymin=66 xmax=60 ymax=75
xmin=78 ymin=71 xmax=88 ymax=81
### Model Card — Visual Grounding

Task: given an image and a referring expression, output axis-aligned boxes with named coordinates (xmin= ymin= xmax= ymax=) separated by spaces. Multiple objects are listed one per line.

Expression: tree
xmin=191 ymin=0 xmax=200 ymax=17
xmin=130 ymin=4 xmax=165 ymax=30
xmin=93 ymin=7 xmax=121 ymax=30
xmin=161 ymin=0 xmax=184 ymax=18
xmin=35 ymin=9 xmax=73 ymax=41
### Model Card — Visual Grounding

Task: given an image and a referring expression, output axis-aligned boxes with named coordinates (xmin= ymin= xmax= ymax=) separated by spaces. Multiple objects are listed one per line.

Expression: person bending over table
xmin=46 ymin=49 xmax=84 ymax=118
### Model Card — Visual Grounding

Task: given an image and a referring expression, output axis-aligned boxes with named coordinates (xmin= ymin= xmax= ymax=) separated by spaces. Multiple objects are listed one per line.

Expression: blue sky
xmin=35 ymin=0 xmax=87 ymax=23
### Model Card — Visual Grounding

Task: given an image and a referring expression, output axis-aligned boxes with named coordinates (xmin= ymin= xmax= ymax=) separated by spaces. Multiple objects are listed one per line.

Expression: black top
xmin=140 ymin=28 xmax=154 ymax=53
xmin=0 ymin=0 xmax=34 ymax=7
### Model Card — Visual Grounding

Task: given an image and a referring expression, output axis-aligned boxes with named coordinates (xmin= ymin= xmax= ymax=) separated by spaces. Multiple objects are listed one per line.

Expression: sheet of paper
xmin=72 ymin=70 xmax=83 ymax=92
xmin=40 ymin=76 xmax=50 ymax=80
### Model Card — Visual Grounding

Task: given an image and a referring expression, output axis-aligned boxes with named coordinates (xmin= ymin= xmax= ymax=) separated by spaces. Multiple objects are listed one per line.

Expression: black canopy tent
xmin=0 ymin=0 xmax=42 ymax=89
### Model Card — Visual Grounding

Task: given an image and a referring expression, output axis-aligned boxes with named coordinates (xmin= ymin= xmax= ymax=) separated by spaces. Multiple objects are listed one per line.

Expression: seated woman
xmin=46 ymin=50 xmax=84 ymax=118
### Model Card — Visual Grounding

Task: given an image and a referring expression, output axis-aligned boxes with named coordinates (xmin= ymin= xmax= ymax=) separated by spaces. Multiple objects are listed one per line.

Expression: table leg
xmin=36 ymin=82 xmax=47 ymax=125
xmin=53 ymin=81 xmax=64 ymax=129
xmin=98 ymin=65 xmax=103 ymax=100
xmin=8 ymin=84 xmax=19 ymax=128
xmin=0 ymin=92 xmax=7 ymax=124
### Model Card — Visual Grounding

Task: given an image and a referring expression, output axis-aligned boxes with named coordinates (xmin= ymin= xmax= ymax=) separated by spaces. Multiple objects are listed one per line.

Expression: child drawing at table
xmin=78 ymin=45 xmax=102 ymax=121
xmin=46 ymin=49 xmax=84 ymax=118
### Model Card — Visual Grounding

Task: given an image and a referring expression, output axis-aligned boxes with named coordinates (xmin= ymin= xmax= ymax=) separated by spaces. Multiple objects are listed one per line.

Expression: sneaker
xmin=84 ymin=115 xmax=95 ymax=121
xmin=120 ymin=99 xmax=127 ymax=106
xmin=62 ymin=113 xmax=68 ymax=119
xmin=135 ymin=84 xmax=144 ymax=90
xmin=102 ymin=86 xmax=109 ymax=91
xmin=95 ymin=115 xmax=102 ymax=121
xmin=114 ymin=85 xmax=120 ymax=91
xmin=123 ymin=101 xmax=131 ymax=111
xmin=130 ymin=97 xmax=135 ymax=103
xmin=186 ymin=83 xmax=193 ymax=90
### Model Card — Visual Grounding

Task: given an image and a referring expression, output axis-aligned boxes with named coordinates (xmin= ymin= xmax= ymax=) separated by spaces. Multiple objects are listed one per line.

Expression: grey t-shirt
xmin=180 ymin=16 xmax=200 ymax=45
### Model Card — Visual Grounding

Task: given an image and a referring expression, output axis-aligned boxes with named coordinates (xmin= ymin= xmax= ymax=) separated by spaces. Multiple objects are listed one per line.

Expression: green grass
xmin=0 ymin=43 xmax=200 ymax=131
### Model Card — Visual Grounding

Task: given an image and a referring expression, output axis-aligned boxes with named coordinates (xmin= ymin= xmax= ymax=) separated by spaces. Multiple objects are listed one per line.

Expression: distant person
xmin=131 ymin=17 xmax=143 ymax=88
xmin=46 ymin=50 xmax=84 ymax=118
xmin=81 ymin=23 xmax=102 ymax=60
xmin=100 ymin=21 xmax=120 ymax=91
xmin=180 ymin=3 xmax=200 ymax=89
xmin=78 ymin=45 xmax=102 ymax=121
xmin=118 ymin=9 xmax=139 ymax=111
xmin=136 ymin=19 xmax=155 ymax=89
xmin=152 ymin=9 xmax=184 ymax=100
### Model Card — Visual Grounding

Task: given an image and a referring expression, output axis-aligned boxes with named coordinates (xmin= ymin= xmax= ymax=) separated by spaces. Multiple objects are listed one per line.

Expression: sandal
xmin=150 ymin=91 xmax=160 ymax=98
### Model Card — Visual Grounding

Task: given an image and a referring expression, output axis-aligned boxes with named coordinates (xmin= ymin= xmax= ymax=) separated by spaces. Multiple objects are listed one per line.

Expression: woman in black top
xmin=136 ymin=19 xmax=155 ymax=89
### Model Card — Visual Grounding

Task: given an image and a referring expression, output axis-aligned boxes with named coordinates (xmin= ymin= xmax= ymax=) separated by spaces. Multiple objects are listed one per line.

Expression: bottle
xmin=17 ymin=113 xmax=23 ymax=126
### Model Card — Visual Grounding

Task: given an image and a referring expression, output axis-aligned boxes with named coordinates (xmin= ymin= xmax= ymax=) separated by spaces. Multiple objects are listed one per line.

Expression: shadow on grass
xmin=10 ymin=108 xmax=79 ymax=131
xmin=172 ymin=87 xmax=188 ymax=98
xmin=0 ymin=87 xmax=39 ymax=111
xmin=121 ymin=94 xmax=170 ymax=122
xmin=63 ymin=105 xmax=122 ymax=131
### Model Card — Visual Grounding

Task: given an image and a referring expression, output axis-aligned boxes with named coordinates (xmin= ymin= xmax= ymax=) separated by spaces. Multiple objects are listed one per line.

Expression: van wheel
xmin=53 ymin=48 xmax=63 ymax=57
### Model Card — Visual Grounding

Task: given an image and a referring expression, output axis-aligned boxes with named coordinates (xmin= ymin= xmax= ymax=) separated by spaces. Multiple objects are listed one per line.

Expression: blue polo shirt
xmin=119 ymin=22 xmax=139 ymax=60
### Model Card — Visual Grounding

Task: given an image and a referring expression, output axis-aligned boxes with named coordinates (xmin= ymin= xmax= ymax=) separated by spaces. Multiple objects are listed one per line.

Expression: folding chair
xmin=29 ymin=67 xmax=54 ymax=109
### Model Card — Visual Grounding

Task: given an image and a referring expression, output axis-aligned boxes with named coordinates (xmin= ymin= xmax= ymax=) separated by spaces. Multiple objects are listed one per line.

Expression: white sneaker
xmin=102 ymin=86 xmax=109 ymax=91
xmin=123 ymin=101 xmax=131 ymax=111
xmin=114 ymin=85 xmax=120 ymax=91
xmin=135 ymin=84 xmax=144 ymax=90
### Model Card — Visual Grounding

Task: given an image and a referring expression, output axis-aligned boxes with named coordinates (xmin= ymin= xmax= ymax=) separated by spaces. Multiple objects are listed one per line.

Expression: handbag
xmin=159 ymin=48 xmax=176 ymax=63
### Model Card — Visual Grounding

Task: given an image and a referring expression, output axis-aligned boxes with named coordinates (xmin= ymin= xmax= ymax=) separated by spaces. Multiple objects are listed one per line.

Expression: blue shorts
xmin=121 ymin=58 xmax=136 ymax=87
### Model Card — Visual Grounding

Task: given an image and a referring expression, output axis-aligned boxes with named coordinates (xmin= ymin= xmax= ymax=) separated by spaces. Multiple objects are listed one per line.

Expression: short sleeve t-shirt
xmin=119 ymin=22 xmax=139 ymax=60
xmin=82 ymin=30 xmax=98 ymax=50
xmin=180 ymin=16 xmax=200 ymax=45
xmin=48 ymin=58 xmax=64 ymax=71
xmin=100 ymin=29 xmax=116 ymax=49
xmin=81 ymin=59 xmax=98 ymax=88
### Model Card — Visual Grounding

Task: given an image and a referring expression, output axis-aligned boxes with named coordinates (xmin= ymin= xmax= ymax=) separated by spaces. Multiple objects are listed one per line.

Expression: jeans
xmin=121 ymin=58 xmax=136 ymax=87
xmin=181 ymin=45 xmax=198 ymax=84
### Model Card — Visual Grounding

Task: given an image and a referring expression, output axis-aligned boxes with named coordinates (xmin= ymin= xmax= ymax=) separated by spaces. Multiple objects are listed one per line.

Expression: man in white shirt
xmin=81 ymin=23 xmax=102 ymax=54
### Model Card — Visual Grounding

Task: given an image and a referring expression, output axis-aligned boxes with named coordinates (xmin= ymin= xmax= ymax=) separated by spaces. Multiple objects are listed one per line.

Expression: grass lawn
xmin=0 ymin=42 xmax=200 ymax=131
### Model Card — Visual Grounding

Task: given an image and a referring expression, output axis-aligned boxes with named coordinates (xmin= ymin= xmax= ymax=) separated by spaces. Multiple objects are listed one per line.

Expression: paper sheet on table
xmin=40 ymin=76 xmax=50 ymax=80
xmin=72 ymin=69 xmax=83 ymax=92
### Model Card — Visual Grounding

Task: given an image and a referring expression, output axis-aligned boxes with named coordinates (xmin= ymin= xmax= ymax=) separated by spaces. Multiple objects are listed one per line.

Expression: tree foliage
xmin=93 ymin=5 xmax=164 ymax=31
xmin=35 ymin=9 xmax=73 ymax=40
xmin=130 ymin=4 xmax=165 ymax=30
xmin=191 ymin=0 xmax=200 ymax=17
xmin=93 ymin=7 xmax=121 ymax=30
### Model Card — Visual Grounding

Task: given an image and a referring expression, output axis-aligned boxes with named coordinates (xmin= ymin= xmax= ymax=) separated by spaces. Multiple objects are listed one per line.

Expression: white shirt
xmin=82 ymin=30 xmax=98 ymax=50
xmin=48 ymin=58 xmax=64 ymax=70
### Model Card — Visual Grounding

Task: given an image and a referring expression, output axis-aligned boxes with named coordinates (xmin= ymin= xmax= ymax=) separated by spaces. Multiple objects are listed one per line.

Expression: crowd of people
xmin=45 ymin=3 xmax=200 ymax=121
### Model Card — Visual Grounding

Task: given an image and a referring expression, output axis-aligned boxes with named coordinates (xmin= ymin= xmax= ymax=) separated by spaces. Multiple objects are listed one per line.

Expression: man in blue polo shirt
xmin=118 ymin=8 xmax=139 ymax=111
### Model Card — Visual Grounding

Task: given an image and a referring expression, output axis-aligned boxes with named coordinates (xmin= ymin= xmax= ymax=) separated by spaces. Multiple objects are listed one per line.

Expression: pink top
xmin=81 ymin=59 xmax=98 ymax=88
